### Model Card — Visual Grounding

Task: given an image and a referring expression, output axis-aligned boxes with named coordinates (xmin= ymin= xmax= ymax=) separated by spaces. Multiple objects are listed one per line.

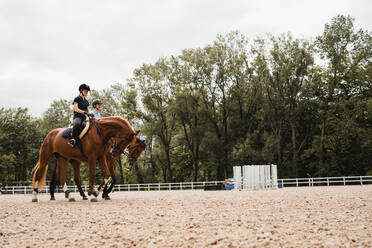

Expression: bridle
xmin=112 ymin=139 xmax=145 ymax=164
xmin=111 ymin=137 xmax=132 ymax=158
xmin=90 ymin=116 xmax=133 ymax=154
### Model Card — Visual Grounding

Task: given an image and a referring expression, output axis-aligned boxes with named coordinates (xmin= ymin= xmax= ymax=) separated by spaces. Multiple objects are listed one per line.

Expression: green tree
xmin=40 ymin=99 xmax=72 ymax=134
xmin=134 ymin=59 xmax=177 ymax=182
xmin=315 ymin=15 xmax=372 ymax=175
xmin=0 ymin=108 xmax=42 ymax=182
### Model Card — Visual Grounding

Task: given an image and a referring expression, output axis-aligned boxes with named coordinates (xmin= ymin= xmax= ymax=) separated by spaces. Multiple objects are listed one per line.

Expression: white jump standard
xmin=233 ymin=164 xmax=278 ymax=190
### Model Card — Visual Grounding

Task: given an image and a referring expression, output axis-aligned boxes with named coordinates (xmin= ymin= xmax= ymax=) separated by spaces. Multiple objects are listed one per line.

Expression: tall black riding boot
xmin=68 ymin=118 xmax=81 ymax=148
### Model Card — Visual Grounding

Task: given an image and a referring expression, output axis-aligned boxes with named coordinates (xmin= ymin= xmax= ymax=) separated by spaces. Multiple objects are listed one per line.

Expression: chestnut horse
xmin=32 ymin=116 xmax=139 ymax=202
xmin=49 ymin=136 xmax=146 ymax=201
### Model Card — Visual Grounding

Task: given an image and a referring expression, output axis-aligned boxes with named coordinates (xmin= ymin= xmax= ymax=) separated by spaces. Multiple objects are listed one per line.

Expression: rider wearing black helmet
xmin=68 ymin=84 xmax=94 ymax=147
xmin=91 ymin=99 xmax=102 ymax=119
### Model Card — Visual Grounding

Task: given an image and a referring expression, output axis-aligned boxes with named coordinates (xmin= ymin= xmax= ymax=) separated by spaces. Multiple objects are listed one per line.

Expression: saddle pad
xmin=61 ymin=118 xmax=90 ymax=139
xmin=62 ymin=128 xmax=72 ymax=138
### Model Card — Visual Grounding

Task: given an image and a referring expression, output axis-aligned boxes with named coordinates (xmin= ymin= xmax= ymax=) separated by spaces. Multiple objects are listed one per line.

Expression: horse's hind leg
xmin=71 ymin=160 xmax=88 ymax=200
xmin=57 ymin=156 xmax=75 ymax=202
xmin=50 ymin=158 xmax=58 ymax=200
xmin=32 ymin=132 xmax=55 ymax=202
xmin=50 ymin=153 xmax=63 ymax=200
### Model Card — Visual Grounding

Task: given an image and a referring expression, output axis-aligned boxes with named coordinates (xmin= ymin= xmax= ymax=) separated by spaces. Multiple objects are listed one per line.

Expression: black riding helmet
xmin=79 ymin=84 xmax=90 ymax=92
xmin=92 ymin=99 xmax=102 ymax=108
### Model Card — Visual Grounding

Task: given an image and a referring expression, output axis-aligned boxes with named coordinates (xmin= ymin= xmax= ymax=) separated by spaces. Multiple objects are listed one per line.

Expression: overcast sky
xmin=0 ymin=0 xmax=371 ymax=117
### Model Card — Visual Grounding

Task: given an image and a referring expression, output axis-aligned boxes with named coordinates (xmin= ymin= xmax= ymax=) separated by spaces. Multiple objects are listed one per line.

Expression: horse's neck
xmin=97 ymin=119 xmax=131 ymax=141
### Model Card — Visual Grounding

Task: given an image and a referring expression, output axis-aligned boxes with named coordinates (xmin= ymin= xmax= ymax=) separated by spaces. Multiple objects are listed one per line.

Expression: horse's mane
xmin=98 ymin=116 xmax=135 ymax=134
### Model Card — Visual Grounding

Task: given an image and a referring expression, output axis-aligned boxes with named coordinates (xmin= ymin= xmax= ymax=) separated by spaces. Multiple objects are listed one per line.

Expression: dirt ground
xmin=0 ymin=186 xmax=371 ymax=248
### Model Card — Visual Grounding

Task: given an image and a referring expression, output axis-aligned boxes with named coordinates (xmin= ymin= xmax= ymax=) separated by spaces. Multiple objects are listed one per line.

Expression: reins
xmin=91 ymin=117 xmax=110 ymax=149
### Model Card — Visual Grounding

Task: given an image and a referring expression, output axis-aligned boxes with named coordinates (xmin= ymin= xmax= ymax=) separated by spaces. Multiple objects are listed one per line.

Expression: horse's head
xmin=110 ymin=130 xmax=141 ymax=158
xmin=127 ymin=137 xmax=146 ymax=166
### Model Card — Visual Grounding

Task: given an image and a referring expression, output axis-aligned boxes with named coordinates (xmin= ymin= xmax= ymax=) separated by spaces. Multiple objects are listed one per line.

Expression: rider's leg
xmin=68 ymin=116 xmax=83 ymax=147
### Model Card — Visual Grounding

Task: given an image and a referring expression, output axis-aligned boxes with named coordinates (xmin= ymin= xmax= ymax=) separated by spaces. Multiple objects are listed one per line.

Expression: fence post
xmin=281 ymin=179 xmax=284 ymax=188
xmin=191 ymin=182 xmax=194 ymax=190
xmin=158 ymin=183 xmax=160 ymax=191
xmin=327 ymin=177 xmax=329 ymax=186
xmin=296 ymin=178 xmax=298 ymax=187
xmin=343 ymin=177 xmax=346 ymax=186
xmin=360 ymin=176 xmax=363 ymax=185
xmin=308 ymin=178 xmax=311 ymax=187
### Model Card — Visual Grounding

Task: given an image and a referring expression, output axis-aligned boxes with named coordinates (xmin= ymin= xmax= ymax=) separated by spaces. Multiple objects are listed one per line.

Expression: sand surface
xmin=1 ymin=186 xmax=371 ymax=247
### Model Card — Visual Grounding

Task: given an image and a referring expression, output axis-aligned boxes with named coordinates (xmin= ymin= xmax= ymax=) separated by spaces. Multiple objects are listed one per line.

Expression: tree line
xmin=0 ymin=15 xmax=371 ymax=184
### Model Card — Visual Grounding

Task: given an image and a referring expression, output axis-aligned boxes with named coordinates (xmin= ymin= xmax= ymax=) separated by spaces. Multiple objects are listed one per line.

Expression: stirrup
xmin=68 ymin=139 xmax=76 ymax=148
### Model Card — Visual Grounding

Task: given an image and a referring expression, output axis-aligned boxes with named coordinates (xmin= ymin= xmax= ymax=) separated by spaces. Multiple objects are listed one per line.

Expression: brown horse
xmin=32 ymin=116 xmax=139 ymax=202
xmin=49 ymin=136 xmax=146 ymax=201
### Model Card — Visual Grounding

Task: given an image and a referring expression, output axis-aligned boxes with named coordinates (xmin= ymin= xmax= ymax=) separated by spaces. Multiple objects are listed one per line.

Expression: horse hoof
xmin=50 ymin=197 xmax=56 ymax=201
xmin=32 ymin=198 xmax=38 ymax=203
xmin=69 ymin=198 xmax=76 ymax=202
xmin=90 ymin=197 xmax=98 ymax=202
xmin=104 ymin=196 xmax=111 ymax=200
xmin=82 ymin=196 xmax=88 ymax=200
xmin=88 ymin=190 xmax=99 ymax=197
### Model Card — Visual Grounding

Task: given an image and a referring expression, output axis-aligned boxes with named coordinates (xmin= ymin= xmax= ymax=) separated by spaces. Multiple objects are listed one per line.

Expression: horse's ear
xmin=128 ymin=133 xmax=135 ymax=140
xmin=135 ymin=130 xmax=140 ymax=135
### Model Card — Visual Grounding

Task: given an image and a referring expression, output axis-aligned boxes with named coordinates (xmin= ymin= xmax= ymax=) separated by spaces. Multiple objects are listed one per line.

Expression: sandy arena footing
xmin=1 ymin=185 xmax=371 ymax=247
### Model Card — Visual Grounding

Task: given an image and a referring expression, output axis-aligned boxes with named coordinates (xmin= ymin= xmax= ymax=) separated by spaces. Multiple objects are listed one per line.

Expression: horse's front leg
xmin=103 ymin=176 xmax=115 ymax=200
xmin=97 ymin=157 xmax=112 ymax=200
xmin=57 ymin=156 xmax=75 ymax=202
xmin=88 ymin=157 xmax=99 ymax=202
xmin=103 ymin=160 xmax=116 ymax=200
xmin=71 ymin=160 xmax=88 ymax=200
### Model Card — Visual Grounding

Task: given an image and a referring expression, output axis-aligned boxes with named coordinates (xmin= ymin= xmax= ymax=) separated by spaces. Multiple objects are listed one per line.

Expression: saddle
xmin=61 ymin=117 xmax=90 ymax=139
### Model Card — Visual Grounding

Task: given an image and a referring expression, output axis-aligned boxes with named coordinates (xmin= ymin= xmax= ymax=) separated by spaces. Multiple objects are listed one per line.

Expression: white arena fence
xmin=1 ymin=176 xmax=372 ymax=195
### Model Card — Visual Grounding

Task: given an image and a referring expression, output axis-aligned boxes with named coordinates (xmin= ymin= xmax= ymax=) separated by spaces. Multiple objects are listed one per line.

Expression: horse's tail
xmin=32 ymin=130 xmax=56 ymax=190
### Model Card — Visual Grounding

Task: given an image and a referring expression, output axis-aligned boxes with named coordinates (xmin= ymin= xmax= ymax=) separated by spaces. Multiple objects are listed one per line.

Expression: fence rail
xmin=1 ymin=176 xmax=372 ymax=195
xmin=278 ymin=176 xmax=372 ymax=187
